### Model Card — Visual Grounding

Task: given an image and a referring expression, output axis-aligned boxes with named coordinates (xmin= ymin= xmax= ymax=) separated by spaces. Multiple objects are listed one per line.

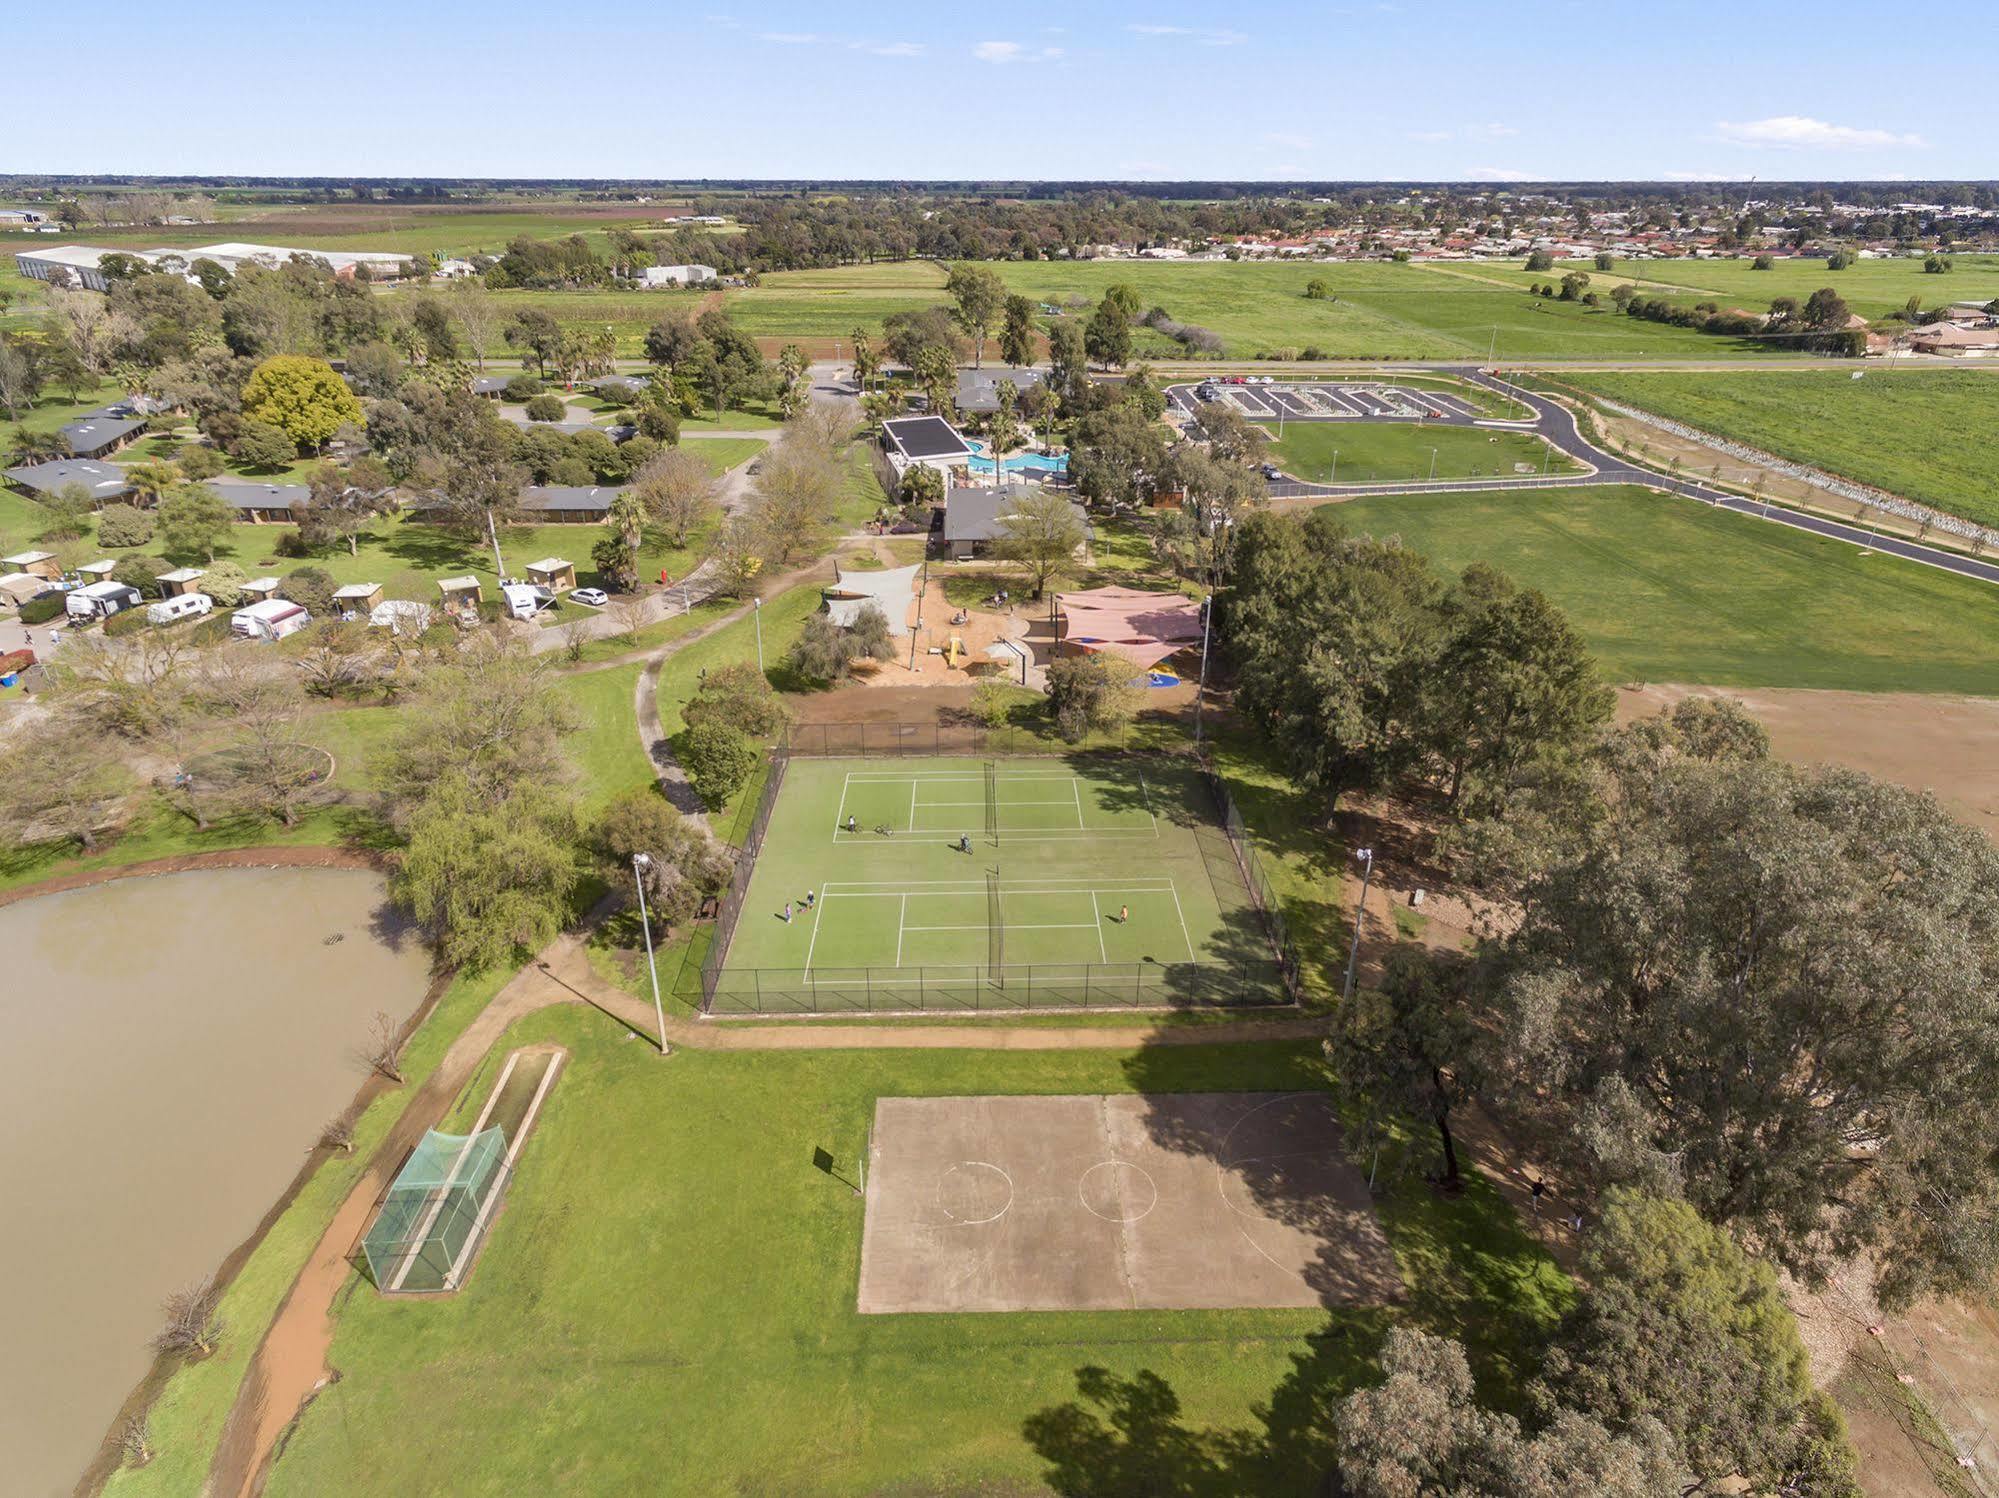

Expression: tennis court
xmin=703 ymin=755 xmax=1293 ymax=1014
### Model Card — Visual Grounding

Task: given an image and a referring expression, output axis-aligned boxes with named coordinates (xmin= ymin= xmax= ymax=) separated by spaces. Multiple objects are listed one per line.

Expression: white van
xmin=147 ymin=592 xmax=213 ymax=625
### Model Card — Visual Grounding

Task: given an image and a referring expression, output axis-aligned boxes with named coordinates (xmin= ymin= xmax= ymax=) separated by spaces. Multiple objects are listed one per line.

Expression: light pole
xmin=1342 ymin=847 xmax=1375 ymax=1003
xmin=1487 ymin=326 xmax=1498 ymax=365
xmin=631 ymin=854 xmax=671 ymax=1056
xmin=1427 ymin=447 xmax=1438 ymax=482
xmin=1330 ymin=448 xmax=1339 ymax=484
xmin=753 ymin=596 xmax=763 ymax=674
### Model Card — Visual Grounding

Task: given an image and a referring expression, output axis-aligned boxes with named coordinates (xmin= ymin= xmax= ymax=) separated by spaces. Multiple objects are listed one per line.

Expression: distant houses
xmin=15 ymin=241 xmax=416 ymax=292
xmin=3 ymin=458 xmax=135 ymax=504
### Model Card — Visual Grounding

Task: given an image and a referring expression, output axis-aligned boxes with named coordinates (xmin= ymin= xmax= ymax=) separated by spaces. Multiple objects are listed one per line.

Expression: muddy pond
xmin=0 ymin=867 xmax=433 ymax=1498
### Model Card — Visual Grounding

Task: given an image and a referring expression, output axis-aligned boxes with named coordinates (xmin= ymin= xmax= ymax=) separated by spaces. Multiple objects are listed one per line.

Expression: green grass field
xmin=1264 ymin=422 xmax=1576 ymax=484
xmin=479 ymin=259 xmax=1795 ymax=360
xmin=713 ymin=756 xmax=1282 ymax=1013
xmin=1558 ymin=369 xmax=1999 ymax=530
xmin=259 ymin=1016 xmax=1568 ymax=1497
xmin=1322 ymin=484 xmax=1999 ymax=693
xmin=1470 ymin=254 xmax=1999 ymax=319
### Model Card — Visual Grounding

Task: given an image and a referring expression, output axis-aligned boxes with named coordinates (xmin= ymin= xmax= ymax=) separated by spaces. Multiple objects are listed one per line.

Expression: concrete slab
xmin=857 ymin=1092 xmax=1402 ymax=1313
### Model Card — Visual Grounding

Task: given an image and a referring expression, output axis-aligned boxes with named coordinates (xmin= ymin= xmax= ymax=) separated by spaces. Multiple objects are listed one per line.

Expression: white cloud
xmin=1477 ymin=123 xmax=1519 ymax=138
xmin=1263 ymin=131 xmax=1313 ymax=151
xmin=1715 ymin=115 xmax=1925 ymax=150
xmin=974 ymin=40 xmax=1025 ymax=63
xmin=1125 ymin=22 xmax=1247 ymax=44
xmin=704 ymin=13 xmax=740 ymax=27
xmin=851 ymin=39 xmax=922 ymax=56
xmin=1042 ymin=45 xmax=1066 ymax=58
xmin=1467 ymin=166 xmax=1537 ymax=182
xmin=758 ymin=30 xmax=819 ymax=43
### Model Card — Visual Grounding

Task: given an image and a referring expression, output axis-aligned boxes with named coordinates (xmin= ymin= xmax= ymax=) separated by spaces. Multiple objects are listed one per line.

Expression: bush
xmin=112 ymin=555 xmax=169 ymax=595
xmin=1047 ymin=651 xmax=1142 ymax=744
xmin=96 ymin=504 xmax=155 ymax=547
xmin=200 ymin=560 xmax=249 ymax=607
xmin=681 ymin=721 xmax=761 ymax=808
xmin=233 ymin=418 xmax=297 ymax=471
xmin=279 ymin=565 xmax=337 ymax=618
xmin=189 ymin=615 xmax=234 ymax=646
xmin=274 ymin=530 xmax=312 ymax=558
xmin=503 ymin=375 xmax=544 ymax=400
xmin=971 ymin=676 xmax=1015 ymax=728
xmin=524 ymin=394 xmax=567 ymax=422
xmin=19 ymin=592 xmax=64 ymax=625
xmin=684 ymin=660 xmax=791 ymax=737
xmin=176 ymin=445 xmax=225 ymax=480
xmin=104 ymin=607 xmax=152 ymax=638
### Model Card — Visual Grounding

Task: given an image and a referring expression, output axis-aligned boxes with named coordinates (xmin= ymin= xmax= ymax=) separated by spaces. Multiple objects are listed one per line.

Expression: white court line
xmin=895 ymin=893 xmax=906 ymax=966
xmin=1071 ymin=778 xmax=1086 ymax=829
xmin=1089 ymin=892 xmax=1108 ymax=961
xmin=903 ymin=922 xmax=1103 ymax=932
xmin=801 ymin=892 xmax=827 ymax=981
xmin=907 ymin=779 xmax=917 ymax=832
xmin=1166 ymin=879 xmax=1196 ymax=962
xmin=824 ymin=878 xmax=1178 ymax=892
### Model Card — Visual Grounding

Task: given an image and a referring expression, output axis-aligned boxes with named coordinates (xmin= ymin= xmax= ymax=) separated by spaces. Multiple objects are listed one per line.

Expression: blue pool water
xmin=966 ymin=441 xmax=1068 ymax=478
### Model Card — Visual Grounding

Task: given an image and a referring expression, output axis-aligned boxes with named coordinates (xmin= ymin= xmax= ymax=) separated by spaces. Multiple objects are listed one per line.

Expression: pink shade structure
xmin=1055 ymin=586 xmax=1205 ymax=670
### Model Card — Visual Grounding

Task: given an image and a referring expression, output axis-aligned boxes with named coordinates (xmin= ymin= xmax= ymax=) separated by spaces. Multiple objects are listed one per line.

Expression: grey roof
xmin=3 ymin=458 xmax=135 ymax=500
xmin=942 ymin=483 xmax=1090 ymax=544
xmin=954 ymin=366 xmax=1048 ymax=413
xmin=883 ymin=415 xmax=973 ymax=462
xmin=58 ymin=414 xmax=145 ymax=452
xmin=471 ymin=376 xmax=513 ymax=394
xmin=590 ymin=374 xmax=648 ymax=395
xmin=205 ymin=480 xmax=309 ymax=512
xmin=522 ymin=484 xmax=620 ymax=513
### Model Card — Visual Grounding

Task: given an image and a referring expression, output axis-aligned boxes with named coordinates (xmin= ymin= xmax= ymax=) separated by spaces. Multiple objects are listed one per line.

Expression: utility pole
xmin=1342 ymin=847 xmax=1375 ymax=1003
xmin=631 ymin=854 xmax=671 ymax=1056
xmin=753 ymin=596 xmax=763 ymax=674
xmin=1330 ymin=448 xmax=1339 ymax=484
xmin=1427 ymin=447 xmax=1438 ymax=482
xmin=1487 ymin=326 xmax=1498 ymax=365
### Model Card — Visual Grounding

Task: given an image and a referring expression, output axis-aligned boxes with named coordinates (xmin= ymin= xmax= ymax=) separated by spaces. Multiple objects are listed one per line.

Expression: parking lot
xmin=1167 ymin=379 xmax=1487 ymax=424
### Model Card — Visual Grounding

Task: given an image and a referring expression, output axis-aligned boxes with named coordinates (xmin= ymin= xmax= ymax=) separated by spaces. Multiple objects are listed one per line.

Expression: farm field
xmin=472 ymin=259 xmax=1786 ymax=360
xmin=1557 ymin=369 xmax=1999 ymax=531
xmin=1264 ymin=422 xmax=1576 ymax=484
xmin=1463 ymin=254 xmax=1999 ymax=318
xmin=1321 ymin=483 xmax=1999 ymax=694
xmin=260 ymin=1015 xmax=1566 ymax=1497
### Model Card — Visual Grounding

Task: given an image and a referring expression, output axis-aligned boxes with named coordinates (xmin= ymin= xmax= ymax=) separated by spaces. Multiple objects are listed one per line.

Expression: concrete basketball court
xmin=857 ymin=1093 xmax=1402 ymax=1313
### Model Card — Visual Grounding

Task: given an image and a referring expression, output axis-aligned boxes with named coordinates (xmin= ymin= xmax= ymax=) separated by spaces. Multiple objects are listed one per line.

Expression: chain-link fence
xmin=782 ymin=721 xmax=1145 ymax=757
xmin=1196 ymin=765 xmax=1302 ymax=1002
xmin=704 ymin=959 xmax=1289 ymax=1015
xmin=698 ymin=743 xmax=790 ymax=1010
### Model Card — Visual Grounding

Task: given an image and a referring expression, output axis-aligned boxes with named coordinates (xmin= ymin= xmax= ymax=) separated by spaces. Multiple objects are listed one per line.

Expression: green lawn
xmin=1558 ymin=369 xmax=1999 ymax=531
xmin=551 ymin=661 xmax=654 ymax=814
xmin=1323 ymin=484 xmax=1999 ymax=693
xmin=263 ymin=1016 xmax=1568 ymax=1497
xmin=1264 ymin=422 xmax=1576 ymax=484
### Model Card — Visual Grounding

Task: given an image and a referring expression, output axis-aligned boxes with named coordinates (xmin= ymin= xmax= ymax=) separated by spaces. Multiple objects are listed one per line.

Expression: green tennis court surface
xmin=706 ymin=756 xmax=1290 ymax=1014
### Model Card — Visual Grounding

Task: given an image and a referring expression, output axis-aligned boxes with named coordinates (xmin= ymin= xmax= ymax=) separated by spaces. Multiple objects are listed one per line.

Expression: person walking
xmin=1528 ymin=1179 xmax=1545 ymax=1217
xmin=784 ymin=901 xmax=794 ymax=923
xmin=1118 ymin=904 xmax=1129 ymax=924
xmin=805 ymin=890 xmax=816 ymax=909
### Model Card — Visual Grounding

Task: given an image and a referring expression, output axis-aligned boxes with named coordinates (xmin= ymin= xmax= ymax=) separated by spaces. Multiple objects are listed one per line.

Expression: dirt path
xmin=1619 ymin=684 xmax=1999 ymax=840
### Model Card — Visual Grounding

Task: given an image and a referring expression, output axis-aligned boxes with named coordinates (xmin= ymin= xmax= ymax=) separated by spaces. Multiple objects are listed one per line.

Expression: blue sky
xmin=18 ymin=1 xmax=1993 ymax=180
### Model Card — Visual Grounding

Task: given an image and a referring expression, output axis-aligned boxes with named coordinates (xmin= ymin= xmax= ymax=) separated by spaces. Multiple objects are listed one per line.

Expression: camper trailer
xmin=66 ymin=580 xmax=143 ymax=620
xmin=231 ymin=598 xmax=310 ymax=642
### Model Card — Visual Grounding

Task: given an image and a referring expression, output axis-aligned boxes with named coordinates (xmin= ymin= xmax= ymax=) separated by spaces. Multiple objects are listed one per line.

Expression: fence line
xmin=1196 ymin=764 xmax=1303 ymax=1002
xmin=781 ymin=721 xmax=1142 ymax=758
xmin=699 ymin=743 xmax=791 ymax=1010
xmin=704 ymin=960 xmax=1288 ymax=1015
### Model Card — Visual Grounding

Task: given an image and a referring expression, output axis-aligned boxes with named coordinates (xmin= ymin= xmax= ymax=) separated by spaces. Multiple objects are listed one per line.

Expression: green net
xmin=361 ymin=1127 xmax=510 ymax=1294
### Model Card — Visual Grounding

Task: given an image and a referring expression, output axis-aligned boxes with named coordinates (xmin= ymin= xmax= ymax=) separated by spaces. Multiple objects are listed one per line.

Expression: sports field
xmin=1264 ymin=421 xmax=1578 ymax=484
xmin=709 ymin=756 xmax=1288 ymax=1013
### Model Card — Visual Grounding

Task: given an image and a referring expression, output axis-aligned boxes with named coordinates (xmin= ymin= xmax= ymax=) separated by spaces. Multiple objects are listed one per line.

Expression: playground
xmin=705 ymin=755 xmax=1289 ymax=1013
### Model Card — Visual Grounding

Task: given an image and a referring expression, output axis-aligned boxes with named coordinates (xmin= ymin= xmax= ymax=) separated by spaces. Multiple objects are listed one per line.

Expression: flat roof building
xmin=881 ymin=415 xmax=974 ymax=474
xmin=3 ymin=458 xmax=135 ymax=504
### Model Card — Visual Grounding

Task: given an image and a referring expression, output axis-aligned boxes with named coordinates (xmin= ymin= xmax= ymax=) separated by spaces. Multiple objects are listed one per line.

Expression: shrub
xmin=19 ymin=592 xmax=64 ymax=625
xmin=200 ymin=560 xmax=249 ymax=607
xmin=96 ymin=503 xmax=155 ymax=547
xmin=233 ymin=417 xmax=297 ymax=471
xmin=176 ymin=444 xmax=225 ymax=480
xmin=274 ymin=530 xmax=312 ymax=558
xmin=503 ymin=375 xmax=543 ymax=400
xmin=1047 ymin=651 xmax=1142 ymax=744
xmin=684 ymin=660 xmax=791 ymax=737
xmin=971 ymin=676 xmax=1015 ymax=728
xmin=104 ymin=607 xmax=152 ymax=638
xmin=189 ymin=615 xmax=233 ymax=646
xmin=279 ymin=565 xmax=338 ymax=618
xmin=112 ymin=555 xmax=169 ymax=595
xmin=681 ymin=721 xmax=761 ymax=808
xmin=524 ymin=394 xmax=567 ymax=422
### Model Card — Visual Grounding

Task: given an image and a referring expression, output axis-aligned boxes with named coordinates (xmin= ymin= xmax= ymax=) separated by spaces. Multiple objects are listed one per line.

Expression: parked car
xmin=147 ymin=593 xmax=213 ymax=625
xmin=570 ymin=587 xmax=609 ymax=607
xmin=1260 ymin=464 xmax=1284 ymax=480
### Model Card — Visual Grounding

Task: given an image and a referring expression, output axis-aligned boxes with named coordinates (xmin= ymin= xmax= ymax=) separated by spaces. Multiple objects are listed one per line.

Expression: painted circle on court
xmin=936 ymin=1161 xmax=1013 ymax=1225
xmin=1078 ymin=1160 xmax=1157 ymax=1223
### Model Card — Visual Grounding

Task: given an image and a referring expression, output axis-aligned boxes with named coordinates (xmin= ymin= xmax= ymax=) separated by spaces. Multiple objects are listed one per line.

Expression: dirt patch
xmin=0 ymin=843 xmax=380 ymax=911
xmin=1619 ymin=685 xmax=1999 ymax=841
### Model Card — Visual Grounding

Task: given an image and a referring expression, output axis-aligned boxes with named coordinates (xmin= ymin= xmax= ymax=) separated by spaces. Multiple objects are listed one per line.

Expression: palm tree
xmin=607 ymin=488 xmax=648 ymax=556
xmin=125 ymin=460 xmax=182 ymax=505
xmin=9 ymin=427 xmax=69 ymax=463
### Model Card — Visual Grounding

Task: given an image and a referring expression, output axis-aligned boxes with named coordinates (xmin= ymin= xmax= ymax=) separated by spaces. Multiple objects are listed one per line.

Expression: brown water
xmin=0 ymin=868 xmax=433 ymax=1498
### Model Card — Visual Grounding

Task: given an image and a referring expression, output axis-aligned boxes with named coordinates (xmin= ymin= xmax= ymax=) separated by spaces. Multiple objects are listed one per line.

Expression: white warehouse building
xmin=15 ymin=241 xmax=416 ymax=292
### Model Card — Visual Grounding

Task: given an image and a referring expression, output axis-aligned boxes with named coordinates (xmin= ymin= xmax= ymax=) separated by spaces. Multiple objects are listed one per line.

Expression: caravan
xmin=231 ymin=598 xmax=310 ymax=642
xmin=66 ymin=580 xmax=143 ymax=621
xmin=147 ymin=593 xmax=213 ymax=625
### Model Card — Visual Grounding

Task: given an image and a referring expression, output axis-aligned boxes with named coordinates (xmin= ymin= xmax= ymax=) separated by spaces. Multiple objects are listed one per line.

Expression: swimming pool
xmin=966 ymin=441 xmax=1069 ymax=478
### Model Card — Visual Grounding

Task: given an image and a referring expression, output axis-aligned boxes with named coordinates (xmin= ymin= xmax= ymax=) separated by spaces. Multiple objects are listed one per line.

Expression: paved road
xmin=1192 ymin=368 xmax=1999 ymax=589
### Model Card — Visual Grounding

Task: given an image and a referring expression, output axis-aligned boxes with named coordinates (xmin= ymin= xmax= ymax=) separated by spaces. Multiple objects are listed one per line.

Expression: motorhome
xmin=147 ymin=593 xmax=213 ymax=625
